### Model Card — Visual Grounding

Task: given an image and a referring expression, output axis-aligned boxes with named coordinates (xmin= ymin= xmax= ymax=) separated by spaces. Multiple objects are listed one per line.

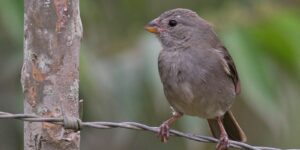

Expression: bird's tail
xmin=207 ymin=111 xmax=247 ymax=142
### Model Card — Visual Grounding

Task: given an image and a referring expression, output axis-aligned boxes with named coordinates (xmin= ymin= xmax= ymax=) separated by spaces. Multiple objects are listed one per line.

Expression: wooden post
xmin=22 ymin=0 xmax=82 ymax=149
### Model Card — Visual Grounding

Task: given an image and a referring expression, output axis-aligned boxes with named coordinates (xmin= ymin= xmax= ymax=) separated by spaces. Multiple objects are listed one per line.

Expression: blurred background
xmin=0 ymin=0 xmax=300 ymax=149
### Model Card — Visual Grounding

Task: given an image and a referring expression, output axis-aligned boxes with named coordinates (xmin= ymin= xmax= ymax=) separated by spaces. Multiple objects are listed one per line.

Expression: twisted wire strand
xmin=0 ymin=111 xmax=284 ymax=150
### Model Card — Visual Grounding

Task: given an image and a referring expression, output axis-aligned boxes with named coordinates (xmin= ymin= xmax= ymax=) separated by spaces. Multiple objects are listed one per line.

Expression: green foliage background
xmin=0 ymin=0 xmax=299 ymax=149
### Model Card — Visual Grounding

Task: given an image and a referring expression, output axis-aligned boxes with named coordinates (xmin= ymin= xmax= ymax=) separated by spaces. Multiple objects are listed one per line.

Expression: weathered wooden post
xmin=22 ymin=0 xmax=82 ymax=149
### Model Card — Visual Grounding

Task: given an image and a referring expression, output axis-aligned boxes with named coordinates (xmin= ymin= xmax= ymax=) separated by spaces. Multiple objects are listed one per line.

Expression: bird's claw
xmin=216 ymin=134 xmax=229 ymax=150
xmin=158 ymin=123 xmax=170 ymax=143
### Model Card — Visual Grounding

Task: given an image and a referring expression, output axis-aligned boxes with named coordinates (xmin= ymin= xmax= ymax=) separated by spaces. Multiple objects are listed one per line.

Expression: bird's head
xmin=145 ymin=8 xmax=212 ymax=48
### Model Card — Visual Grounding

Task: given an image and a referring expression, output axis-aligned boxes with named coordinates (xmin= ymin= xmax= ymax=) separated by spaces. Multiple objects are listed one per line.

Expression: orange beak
xmin=144 ymin=18 xmax=160 ymax=34
xmin=144 ymin=26 xmax=159 ymax=33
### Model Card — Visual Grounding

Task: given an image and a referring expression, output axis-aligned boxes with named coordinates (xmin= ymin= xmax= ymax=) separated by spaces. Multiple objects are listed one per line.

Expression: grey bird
xmin=145 ymin=8 xmax=247 ymax=150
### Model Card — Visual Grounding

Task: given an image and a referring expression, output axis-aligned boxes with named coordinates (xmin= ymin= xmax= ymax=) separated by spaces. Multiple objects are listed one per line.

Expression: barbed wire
xmin=0 ymin=111 xmax=287 ymax=150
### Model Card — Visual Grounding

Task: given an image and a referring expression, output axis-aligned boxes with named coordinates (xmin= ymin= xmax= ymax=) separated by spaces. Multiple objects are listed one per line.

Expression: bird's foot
xmin=158 ymin=123 xmax=170 ymax=143
xmin=216 ymin=134 xmax=229 ymax=150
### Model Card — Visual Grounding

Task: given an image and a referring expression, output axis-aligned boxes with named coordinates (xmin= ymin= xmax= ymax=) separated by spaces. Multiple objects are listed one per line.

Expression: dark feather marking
xmin=218 ymin=45 xmax=241 ymax=94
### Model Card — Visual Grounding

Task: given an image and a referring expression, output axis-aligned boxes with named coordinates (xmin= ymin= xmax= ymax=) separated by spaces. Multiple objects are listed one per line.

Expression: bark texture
xmin=22 ymin=0 xmax=82 ymax=149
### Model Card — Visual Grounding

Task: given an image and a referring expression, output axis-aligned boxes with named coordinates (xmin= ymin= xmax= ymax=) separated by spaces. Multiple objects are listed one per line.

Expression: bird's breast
xmin=158 ymin=49 xmax=235 ymax=118
xmin=158 ymin=50 xmax=204 ymax=109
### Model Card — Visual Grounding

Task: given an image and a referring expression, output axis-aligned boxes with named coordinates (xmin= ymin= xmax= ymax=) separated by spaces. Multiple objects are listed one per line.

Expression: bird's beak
xmin=144 ymin=18 xmax=160 ymax=34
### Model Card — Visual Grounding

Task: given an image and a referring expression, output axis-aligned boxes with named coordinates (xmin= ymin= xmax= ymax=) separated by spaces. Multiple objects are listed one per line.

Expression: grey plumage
xmin=146 ymin=8 xmax=246 ymax=144
xmin=156 ymin=8 xmax=235 ymax=118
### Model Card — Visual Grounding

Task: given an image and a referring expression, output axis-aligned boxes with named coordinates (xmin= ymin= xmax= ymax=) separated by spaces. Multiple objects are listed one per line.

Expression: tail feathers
xmin=207 ymin=111 xmax=247 ymax=142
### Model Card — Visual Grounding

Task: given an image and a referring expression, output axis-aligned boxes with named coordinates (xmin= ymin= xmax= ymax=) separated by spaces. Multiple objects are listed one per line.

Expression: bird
xmin=144 ymin=8 xmax=247 ymax=150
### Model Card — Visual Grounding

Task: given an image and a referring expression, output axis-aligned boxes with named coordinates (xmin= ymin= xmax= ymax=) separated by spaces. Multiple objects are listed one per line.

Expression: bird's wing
xmin=215 ymin=45 xmax=241 ymax=94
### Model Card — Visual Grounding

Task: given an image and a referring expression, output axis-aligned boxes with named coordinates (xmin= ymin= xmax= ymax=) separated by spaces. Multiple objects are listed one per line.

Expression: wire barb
xmin=63 ymin=115 xmax=82 ymax=131
xmin=0 ymin=111 xmax=285 ymax=150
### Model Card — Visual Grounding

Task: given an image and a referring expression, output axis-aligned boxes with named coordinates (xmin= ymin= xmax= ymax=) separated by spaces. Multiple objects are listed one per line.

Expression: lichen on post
xmin=22 ymin=0 xmax=82 ymax=149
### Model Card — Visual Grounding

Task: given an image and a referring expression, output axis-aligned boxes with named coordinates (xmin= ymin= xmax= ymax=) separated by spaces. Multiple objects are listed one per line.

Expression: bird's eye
xmin=168 ymin=20 xmax=177 ymax=27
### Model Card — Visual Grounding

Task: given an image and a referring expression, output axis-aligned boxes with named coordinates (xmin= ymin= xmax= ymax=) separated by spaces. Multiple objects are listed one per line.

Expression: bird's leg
xmin=216 ymin=116 xmax=229 ymax=150
xmin=159 ymin=111 xmax=182 ymax=143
